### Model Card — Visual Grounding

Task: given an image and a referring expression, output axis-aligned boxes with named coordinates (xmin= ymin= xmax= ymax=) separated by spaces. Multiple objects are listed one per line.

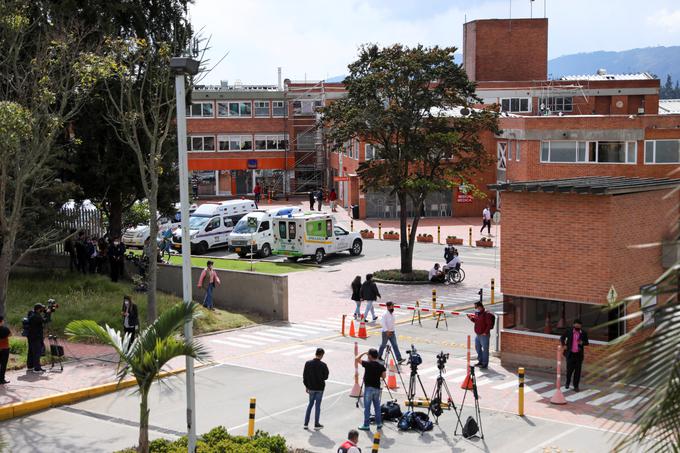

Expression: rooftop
xmin=558 ymin=72 xmax=655 ymax=81
xmin=489 ymin=176 xmax=680 ymax=195
xmin=659 ymin=99 xmax=680 ymax=115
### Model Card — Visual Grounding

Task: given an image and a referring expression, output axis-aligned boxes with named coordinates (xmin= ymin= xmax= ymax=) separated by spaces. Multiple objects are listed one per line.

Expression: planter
xmin=475 ymin=239 xmax=494 ymax=248
xmin=446 ymin=238 xmax=464 ymax=246
xmin=360 ymin=231 xmax=375 ymax=239
xmin=417 ymin=236 xmax=434 ymax=243
xmin=383 ymin=233 xmax=400 ymax=241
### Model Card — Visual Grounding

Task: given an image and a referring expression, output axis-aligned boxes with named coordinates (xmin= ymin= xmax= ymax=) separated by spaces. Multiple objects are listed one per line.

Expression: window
xmin=272 ymin=101 xmax=287 ymax=116
xmin=296 ymin=131 xmax=316 ymax=150
xmin=541 ymin=141 xmax=636 ymax=164
xmin=254 ymin=134 xmax=288 ymax=151
xmin=254 ymin=101 xmax=270 ymax=117
xmin=217 ymin=101 xmax=252 ymax=118
xmin=188 ymin=136 xmax=215 ymax=152
xmin=540 ymin=97 xmax=573 ymax=112
xmin=500 ymin=97 xmax=531 ymax=113
xmin=292 ymin=99 xmax=322 ymax=115
xmin=515 ymin=141 xmax=521 ymax=161
xmin=186 ymin=102 xmax=213 ymax=118
xmin=222 ymin=217 xmax=232 ymax=228
xmin=354 ymin=141 xmax=359 ymax=159
xmin=278 ymin=221 xmax=287 ymax=239
xmin=287 ymin=222 xmax=296 ymax=239
xmin=217 ymin=135 xmax=252 ymax=151
xmin=365 ymin=144 xmax=376 ymax=160
xmin=206 ymin=217 xmax=220 ymax=232
xmin=497 ymin=142 xmax=507 ymax=169
xmin=258 ymin=221 xmax=270 ymax=233
xmin=644 ymin=140 xmax=680 ymax=164
xmin=507 ymin=142 xmax=513 ymax=160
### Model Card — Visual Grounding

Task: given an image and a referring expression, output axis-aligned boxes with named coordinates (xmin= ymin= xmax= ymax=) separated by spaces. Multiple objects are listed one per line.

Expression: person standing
xmin=253 ymin=182 xmax=262 ymax=208
xmin=0 ymin=316 xmax=10 ymax=384
xmin=198 ymin=260 xmax=221 ymax=310
xmin=360 ymin=273 xmax=380 ymax=322
xmin=75 ymin=231 xmax=88 ymax=274
xmin=316 ymin=188 xmax=324 ymax=211
xmin=378 ymin=302 xmax=405 ymax=365
xmin=308 ymin=190 xmax=315 ymax=211
xmin=338 ymin=430 xmax=361 ymax=453
xmin=26 ymin=303 xmax=47 ymax=373
xmin=122 ymin=296 xmax=139 ymax=349
xmin=480 ymin=205 xmax=492 ymax=236
xmin=87 ymin=237 xmax=98 ymax=274
xmin=329 ymin=188 xmax=338 ymax=212
xmin=302 ymin=347 xmax=329 ymax=430
xmin=108 ymin=236 xmax=126 ymax=282
xmin=97 ymin=237 xmax=109 ymax=274
xmin=560 ymin=319 xmax=589 ymax=392
xmin=466 ymin=302 xmax=493 ymax=369
xmin=357 ymin=348 xmax=386 ymax=431
xmin=191 ymin=174 xmax=200 ymax=199
xmin=64 ymin=230 xmax=77 ymax=272
xmin=351 ymin=276 xmax=362 ymax=320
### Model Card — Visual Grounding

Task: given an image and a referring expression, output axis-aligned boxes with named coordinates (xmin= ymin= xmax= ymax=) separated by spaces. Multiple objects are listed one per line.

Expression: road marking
xmin=250 ymin=331 xmax=297 ymax=340
xmin=277 ymin=326 xmax=316 ymax=334
xmin=565 ymin=389 xmax=600 ymax=402
xmin=211 ymin=339 xmax=252 ymax=349
xmin=246 ymin=333 xmax=281 ymax=343
xmin=522 ymin=426 xmax=579 ymax=453
xmin=493 ymin=378 xmax=531 ymax=390
xmin=418 ymin=366 xmax=439 ymax=376
xmin=263 ymin=329 xmax=307 ymax=338
xmin=473 ymin=378 xmax=495 ymax=386
xmin=266 ymin=345 xmax=306 ymax=354
xmin=297 ymin=349 xmax=333 ymax=359
xmin=443 ymin=369 xmax=466 ymax=378
xmin=282 ymin=346 xmax=318 ymax=356
xmin=587 ymin=392 xmax=626 ymax=406
xmin=539 ymin=387 xmax=573 ymax=398
xmin=521 ymin=382 xmax=552 ymax=394
xmin=612 ymin=396 xmax=647 ymax=410
xmin=296 ymin=323 xmax=332 ymax=332
xmin=220 ymin=337 xmax=268 ymax=346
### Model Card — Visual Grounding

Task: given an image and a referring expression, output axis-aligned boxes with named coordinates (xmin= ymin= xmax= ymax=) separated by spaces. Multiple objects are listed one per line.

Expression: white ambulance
xmin=272 ymin=212 xmax=363 ymax=263
xmin=172 ymin=200 xmax=256 ymax=254
xmin=228 ymin=207 xmax=302 ymax=258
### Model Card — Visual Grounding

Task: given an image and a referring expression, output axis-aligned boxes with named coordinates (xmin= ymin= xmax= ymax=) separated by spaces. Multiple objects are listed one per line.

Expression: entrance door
xmin=235 ymin=170 xmax=248 ymax=195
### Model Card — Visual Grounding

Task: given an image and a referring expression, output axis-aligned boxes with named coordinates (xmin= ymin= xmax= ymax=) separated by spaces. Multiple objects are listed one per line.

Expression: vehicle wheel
xmin=195 ymin=241 xmax=209 ymax=255
xmin=237 ymin=251 xmax=248 ymax=258
xmin=457 ymin=268 xmax=466 ymax=283
xmin=349 ymin=239 xmax=363 ymax=256
xmin=286 ymin=257 xmax=299 ymax=262
xmin=259 ymin=243 xmax=272 ymax=258
xmin=314 ymin=248 xmax=325 ymax=264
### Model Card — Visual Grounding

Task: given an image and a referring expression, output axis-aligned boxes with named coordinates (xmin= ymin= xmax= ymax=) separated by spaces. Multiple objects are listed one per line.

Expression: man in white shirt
xmin=428 ymin=263 xmax=445 ymax=283
xmin=378 ymin=301 xmax=404 ymax=365
xmin=481 ymin=204 xmax=492 ymax=236
xmin=444 ymin=251 xmax=461 ymax=271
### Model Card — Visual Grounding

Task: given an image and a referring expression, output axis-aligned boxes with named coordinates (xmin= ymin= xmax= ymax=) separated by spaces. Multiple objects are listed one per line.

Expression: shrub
xmin=9 ymin=337 xmax=26 ymax=355
xmin=374 ymin=269 xmax=429 ymax=282
xmin=447 ymin=235 xmax=457 ymax=239
xmin=360 ymin=229 xmax=370 ymax=233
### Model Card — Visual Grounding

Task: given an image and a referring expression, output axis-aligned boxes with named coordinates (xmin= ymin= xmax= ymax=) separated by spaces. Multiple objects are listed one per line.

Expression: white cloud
xmin=646 ymin=8 xmax=680 ymax=33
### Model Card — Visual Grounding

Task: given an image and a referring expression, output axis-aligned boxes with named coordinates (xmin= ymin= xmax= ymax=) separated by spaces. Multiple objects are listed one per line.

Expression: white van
xmin=272 ymin=212 xmax=363 ymax=263
xmin=172 ymin=200 xmax=256 ymax=254
xmin=228 ymin=207 xmax=302 ymax=258
xmin=122 ymin=203 xmax=197 ymax=248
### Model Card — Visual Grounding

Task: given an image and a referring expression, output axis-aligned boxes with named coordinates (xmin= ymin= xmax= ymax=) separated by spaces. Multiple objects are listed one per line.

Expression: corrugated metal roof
xmin=488 ymin=176 xmax=680 ymax=195
xmin=659 ymin=99 xmax=680 ymax=114
xmin=558 ymin=72 xmax=655 ymax=81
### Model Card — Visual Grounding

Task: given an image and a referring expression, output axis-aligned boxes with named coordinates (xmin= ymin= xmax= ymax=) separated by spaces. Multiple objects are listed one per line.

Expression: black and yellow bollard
xmin=469 ymin=227 xmax=473 ymax=246
xmin=518 ymin=368 xmax=525 ymax=416
xmin=371 ymin=432 xmax=381 ymax=453
xmin=432 ymin=288 xmax=437 ymax=310
xmin=351 ymin=220 xmax=354 ymax=232
xmin=437 ymin=226 xmax=441 ymax=244
xmin=491 ymin=278 xmax=495 ymax=305
xmin=248 ymin=397 xmax=256 ymax=436
xmin=378 ymin=222 xmax=382 ymax=240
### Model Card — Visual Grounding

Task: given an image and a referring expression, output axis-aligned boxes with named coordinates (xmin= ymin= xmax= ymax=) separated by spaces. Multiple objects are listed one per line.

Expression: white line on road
xmin=612 ymin=396 xmax=647 ymax=410
xmin=295 ymin=323 xmax=332 ymax=332
xmin=565 ymin=389 xmax=600 ymax=402
xmin=265 ymin=345 xmax=306 ymax=354
xmin=282 ymin=347 xmax=318 ymax=356
xmin=246 ymin=333 xmax=282 ymax=343
xmin=524 ymin=426 xmax=580 ymax=452
xmin=539 ymin=387 xmax=573 ymax=399
xmin=521 ymin=382 xmax=552 ymax=394
xmin=219 ymin=337 xmax=268 ymax=346
xmin=251 ymin=331 xmax=298 ymax=340
xmin=586 ymin=392 xmax=626 ymax=406
xmin=263 ymin=329 xmax=308 ymax=338
xmin=493 ymin=378 xmax=531 ymax=390
xmin=277 ymin=326 xmax=317 ymax=335
xmin=211 ymin=339 xmax=252 ymax=349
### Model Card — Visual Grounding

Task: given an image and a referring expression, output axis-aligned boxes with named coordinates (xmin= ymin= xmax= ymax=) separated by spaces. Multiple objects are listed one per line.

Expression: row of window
xmin=499 ymin=96 xmax=574 ymax=113
xmin=540 ymin=140 xmax=680 ymax=164
xmin=188 ymin=134 xmax=288 ymax=152
xmin=186 ymin=99 xmax=322 ymax=118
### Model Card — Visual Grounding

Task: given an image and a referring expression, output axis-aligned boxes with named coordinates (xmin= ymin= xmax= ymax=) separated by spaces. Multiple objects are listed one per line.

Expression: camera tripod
xmin=353 ymin=344 xmax=401 ymax=409
xmin=427 ymin=364 xmax=459 ymax=424
xmin=454 ymin=365 xmax=484 ymax=439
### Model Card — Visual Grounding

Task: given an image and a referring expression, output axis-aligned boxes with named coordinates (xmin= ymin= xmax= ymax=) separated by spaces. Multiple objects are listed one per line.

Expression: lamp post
xmin=170 ymin=55 xmax=200 ymax=452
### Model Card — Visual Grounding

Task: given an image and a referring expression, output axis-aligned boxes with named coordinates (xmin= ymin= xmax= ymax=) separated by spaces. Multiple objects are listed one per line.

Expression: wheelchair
xmin=445 ymin=265 xmax=465 ymax=284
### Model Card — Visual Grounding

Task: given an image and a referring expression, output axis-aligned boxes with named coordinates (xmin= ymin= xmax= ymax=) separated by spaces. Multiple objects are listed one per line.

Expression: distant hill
xmin=548 ymin=46 xmax=680 ymax=83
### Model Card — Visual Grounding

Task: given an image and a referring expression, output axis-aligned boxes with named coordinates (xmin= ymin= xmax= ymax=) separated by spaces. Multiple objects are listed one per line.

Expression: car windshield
xmin=233 ymin=217 xmax=258 ymax=234
xmin=188 ymin=216 xmax=210 ymax=229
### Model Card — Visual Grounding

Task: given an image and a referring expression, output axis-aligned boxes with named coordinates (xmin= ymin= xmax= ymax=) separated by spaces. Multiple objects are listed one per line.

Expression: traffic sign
xmin=607 ymin=285 xmax=618 ymax=304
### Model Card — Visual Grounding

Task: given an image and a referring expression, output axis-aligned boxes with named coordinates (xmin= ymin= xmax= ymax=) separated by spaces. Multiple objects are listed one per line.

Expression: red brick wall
xmin=463 ymin=19 xmax=548 ymax=82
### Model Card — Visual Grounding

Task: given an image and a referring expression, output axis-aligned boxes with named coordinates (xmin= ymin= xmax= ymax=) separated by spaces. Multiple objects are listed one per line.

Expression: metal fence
xmin=54 ymin=208 xmax=105 ymax=253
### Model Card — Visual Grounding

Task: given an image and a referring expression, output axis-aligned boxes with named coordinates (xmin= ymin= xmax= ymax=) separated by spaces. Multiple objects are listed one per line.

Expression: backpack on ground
xmin=411 ymin=411 xmax=433 ymax=432
xmin=381 ymin=401 xmax=402 ymax=421
xmin=397 ymin=411 xmax=414 ymax=431
xmin=462 ymin=416 xmax=479 ymax=438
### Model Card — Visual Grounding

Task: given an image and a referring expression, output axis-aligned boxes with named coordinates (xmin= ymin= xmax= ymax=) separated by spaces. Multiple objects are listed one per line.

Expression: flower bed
xmin=373 ymin=269 xmax=430 ymax=283
xmin=417 ymin=234 xmax=434 ymax=243
xmin=383 ymin=231 xmax=400 ymax=240
xmin=360 ymin=229 xmax=375 ymax=239
xmin=476 ymin=238 xmax=493 ymax=247
xmin=446 ymin=236 xmax=464 ymax=246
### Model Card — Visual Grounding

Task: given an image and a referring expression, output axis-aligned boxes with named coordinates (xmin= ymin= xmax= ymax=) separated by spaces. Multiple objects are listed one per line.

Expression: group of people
xmin=65 ymin=231 xmax=126 ymax=282
xmin=308 ymin=188 xmax=338 ymax=212
xmin=350 ymin=274 xmax=381 ymax=322
xmin=429 ymin=245 xmax=462 ymax=283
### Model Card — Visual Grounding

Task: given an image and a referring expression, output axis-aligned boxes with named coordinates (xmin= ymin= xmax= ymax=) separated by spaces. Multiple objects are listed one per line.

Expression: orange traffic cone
xmin=349 ymin=319 xmax=356 ymax=337
xmin=357 ymin=321 xmax=368 ymax=339
xmin=387 ymin=359 xmax=398 ymax=389
xmin=460 ymin=368 xmax=474 ymax=390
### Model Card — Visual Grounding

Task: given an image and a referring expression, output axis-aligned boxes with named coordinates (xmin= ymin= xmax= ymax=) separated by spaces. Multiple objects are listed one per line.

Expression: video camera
xmin=406 ymin=344 xmax=422 ymax=370
xmin=436 ymin=351 xmax=449 ymax=371
xmin=44 ymin=298 xmax=58 ymax=323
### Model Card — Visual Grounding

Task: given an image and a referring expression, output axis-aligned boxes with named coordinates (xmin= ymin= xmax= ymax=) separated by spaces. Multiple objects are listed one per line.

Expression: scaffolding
xmin=533 ymin=79 xmax=590 ymax=116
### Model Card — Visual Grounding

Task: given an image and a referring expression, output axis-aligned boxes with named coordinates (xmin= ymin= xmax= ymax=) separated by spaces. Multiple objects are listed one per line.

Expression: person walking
xmin=356 ymin=348 xmax=386 ymax=431
xmin=108 ymin=236 xmax=126 ymax=282
xmin=480 ymin=204 xmax=492 ymax=236
xmin=302 ymin=347 xmax=329 ymax=430
xmin=329 ymin=188 xmax=338 ymax=212
xmin=560 ymin=319 xmax=589 ymax=392
xmin=338 ymin=430 xmax=361 ymax=453
xmin=359 ymin=273 xmax=380 ymax=322
xmin=0 ymin=316 xmax=10 ymax=384
xmin=466 ymin=301 xmax=494 ymax=369
xmin=378 ymin=302 xmax=405 ymax=365
xmin=308 ymin=190 xmax=315 ymax=211
xmin=122 ymin=296 xmax=139 ymax=349
xmin=316 ymin=188 xmax=324 ymax=211
xmin=26 ymin=303 xmax=47 ymax=373
xmin=253 ymin=182 xmax=262 ymax=208
xmin=198 ymin=260 xmax=221 ymax=310
xmin=351 ymin=276 xmax=362 ymax=320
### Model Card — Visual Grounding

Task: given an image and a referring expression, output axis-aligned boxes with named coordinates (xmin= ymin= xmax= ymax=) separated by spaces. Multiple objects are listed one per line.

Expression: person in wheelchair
xmin=443 ymin=249 xmax=461 ymax=272
xmin=443 ymin=250 xmax=464 ymax=284
xmin=428 ymin=263 xmax=446 ymax=283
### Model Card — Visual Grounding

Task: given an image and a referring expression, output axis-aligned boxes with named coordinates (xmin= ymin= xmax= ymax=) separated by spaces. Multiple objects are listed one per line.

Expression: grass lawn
xmin=4 ymin=268 xmax=263 ymax=343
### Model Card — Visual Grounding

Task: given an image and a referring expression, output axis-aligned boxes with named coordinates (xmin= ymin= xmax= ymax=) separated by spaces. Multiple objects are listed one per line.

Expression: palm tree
xmin=598 ymin=262 xmax=679 ymax=452
xmin=66 ymin=301 xmax=210 ymax=453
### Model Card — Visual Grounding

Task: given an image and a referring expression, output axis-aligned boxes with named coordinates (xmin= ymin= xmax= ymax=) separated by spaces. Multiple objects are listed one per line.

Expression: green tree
xmin=322 ymin=44 xmax=500 ymax=273
xmin=65 ymin=301 xmax=210 ymax=453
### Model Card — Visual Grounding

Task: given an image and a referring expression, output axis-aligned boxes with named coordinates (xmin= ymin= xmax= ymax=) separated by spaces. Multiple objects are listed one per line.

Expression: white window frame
xmin=188 ymin=135 xmax=216 ymax=152
xmin=254 ymin=101 xmax=270 ymax=117
xmin=272 ymin=100 xmax=287 ymax=117
xmin=541 ymin=96 xmax=573 ymax=112
xmin=186 ymin=102 xmax=214 ymax=118
xmin=217 ymin=101 xmax=252 ymax=118
xmin=292 ymin=99 xmax=322 ymax=115
xmin=217 ymin=135 xmax=253 ymax=151
xmin=500 ymin=97 xmax=531 ymax=113
xmin=497 ymin=142 xmax=507 ymax=169
xmin=541 ymin=140 xmax=637 ymax=164
xmin=644 ymin=140 xmax=680 ymax=164
xmin=365 ymin=144 xmax=375 ymax=161
xmin=254 ymin=134 xmax=288 ymax=151
xmin=515 ymin=141 xmax=521 ymax=161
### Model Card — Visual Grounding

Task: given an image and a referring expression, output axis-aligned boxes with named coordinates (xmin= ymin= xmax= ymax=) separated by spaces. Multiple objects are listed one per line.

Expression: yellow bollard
xmin=469 ymin=227 xmax=473 ymax=246
xmin=437 ymin=226 xmax=441 ymax=244
xmin=351 ymin=220 xmax=354 ymax=232
xmin=432 ymin=289 xmax=437 ymax=310
xmin=491 ymin=278 xmax=495 ymax=305
xmin=407 ymin=223 xmax=411 ymax=238
xmin=378 ymin=222 xmax=382 ymax=240
xmin=371 ymin=432 xmax=381 ymax=453
xmin=248 ymin=397 xmax=256 ymax=436
xmin=518 ymin=368 xmax=525 ymax=416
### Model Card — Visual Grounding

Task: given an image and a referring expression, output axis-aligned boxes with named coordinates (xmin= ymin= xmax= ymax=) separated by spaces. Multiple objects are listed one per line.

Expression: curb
xmin=0 ymin=366 xmax=192 ymax=422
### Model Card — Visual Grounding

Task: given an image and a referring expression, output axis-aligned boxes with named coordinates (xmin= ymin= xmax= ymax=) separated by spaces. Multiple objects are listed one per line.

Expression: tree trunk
xmin=108 ymin=190 xmax=124 ymax=238
xmin=0 ymin=236 xmax=14 ymax=317
xmin=398 ymin=193 xmax=412 ymax=274
xmin=146 ymin=192 xmax=159 ymax=322
xmin=137 ymin=386 xmax=150 ymax=453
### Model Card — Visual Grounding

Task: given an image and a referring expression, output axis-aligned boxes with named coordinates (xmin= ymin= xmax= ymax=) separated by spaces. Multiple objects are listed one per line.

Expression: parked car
xmin=228 ymin=207 xmax=302 ymax=258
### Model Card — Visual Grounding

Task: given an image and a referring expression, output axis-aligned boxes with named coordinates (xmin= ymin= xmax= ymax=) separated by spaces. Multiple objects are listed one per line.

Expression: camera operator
xmin=356 ymin=348 xmax=387 ymax=431
xmin=26 ymin=303 xmax=50 ymax=373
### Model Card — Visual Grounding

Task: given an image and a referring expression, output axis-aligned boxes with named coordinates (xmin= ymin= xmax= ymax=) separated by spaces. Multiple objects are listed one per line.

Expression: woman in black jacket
xmin=121 ymin=296 xmax=139 ymax=349
xmin=351 ymin=276 xmax=362 ymax=319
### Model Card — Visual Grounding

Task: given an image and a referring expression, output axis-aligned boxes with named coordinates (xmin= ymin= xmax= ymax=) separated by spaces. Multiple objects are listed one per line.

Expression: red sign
xmin=334 ymin=176 xmax=349 ymax=182
xmin=456 ymin=194 xmax=473 ymax=203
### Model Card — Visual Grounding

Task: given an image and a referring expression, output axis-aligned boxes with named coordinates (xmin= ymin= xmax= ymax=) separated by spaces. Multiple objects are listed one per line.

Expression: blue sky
xmin=190 ymin=0 xmax=680 ymax=85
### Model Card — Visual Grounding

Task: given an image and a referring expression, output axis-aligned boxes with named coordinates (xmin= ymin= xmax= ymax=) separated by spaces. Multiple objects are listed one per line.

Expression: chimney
xmin=277 ymin=67 xmax=282 ymax=90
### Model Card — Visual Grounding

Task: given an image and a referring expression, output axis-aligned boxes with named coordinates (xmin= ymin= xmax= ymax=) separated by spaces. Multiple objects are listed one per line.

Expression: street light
xmin=171 ymin=55 xmax=200 ymax=453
